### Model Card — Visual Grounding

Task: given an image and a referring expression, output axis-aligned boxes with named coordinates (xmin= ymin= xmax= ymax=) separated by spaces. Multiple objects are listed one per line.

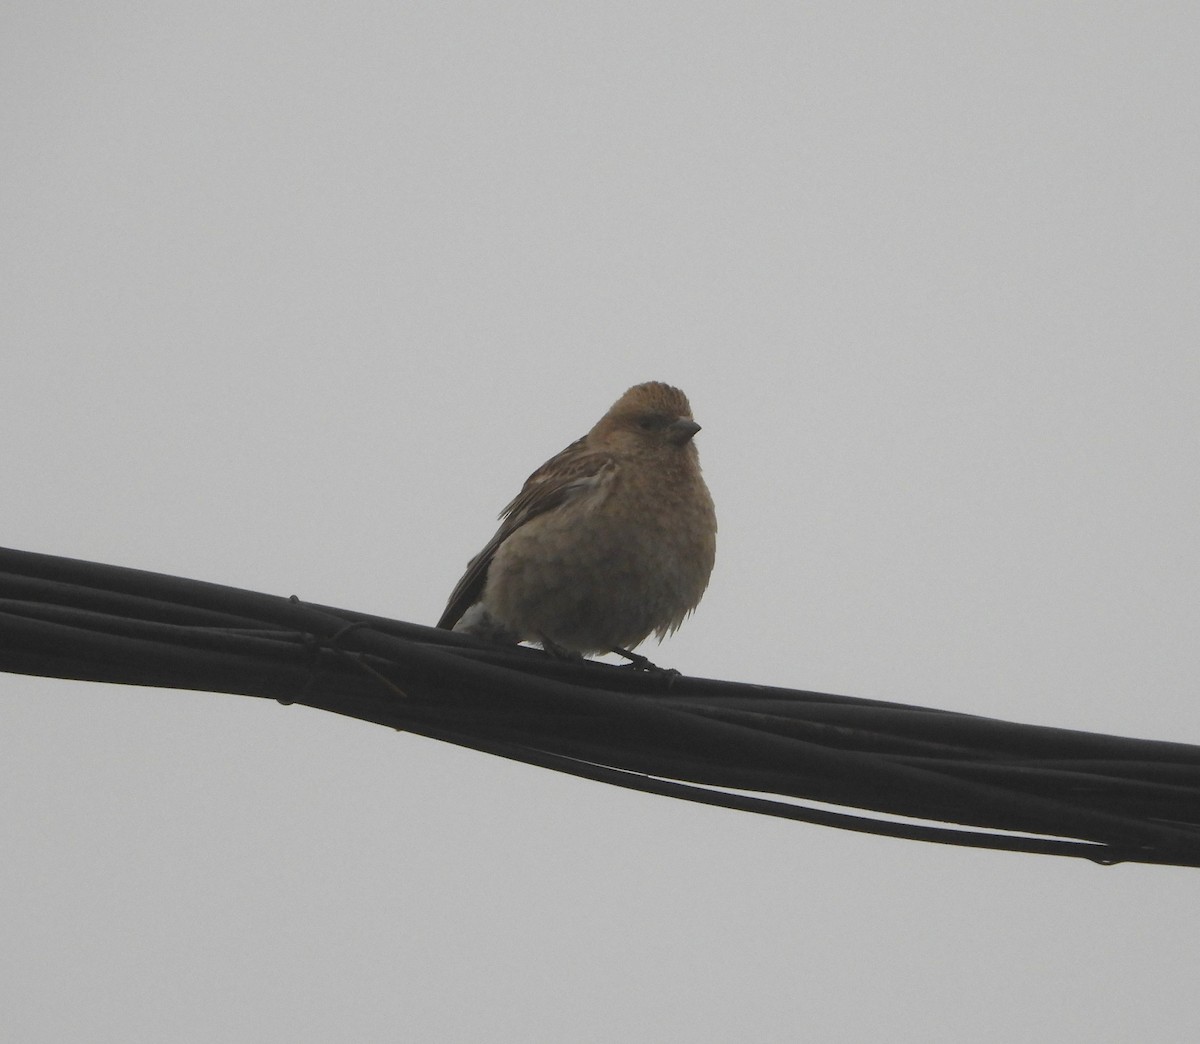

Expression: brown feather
xmin=436 ymin=438 xmax=614 ymax=629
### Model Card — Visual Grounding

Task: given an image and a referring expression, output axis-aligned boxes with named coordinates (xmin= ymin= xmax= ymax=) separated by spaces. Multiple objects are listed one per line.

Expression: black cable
xmin=2 ymin=545 xmax=1198 ymax=868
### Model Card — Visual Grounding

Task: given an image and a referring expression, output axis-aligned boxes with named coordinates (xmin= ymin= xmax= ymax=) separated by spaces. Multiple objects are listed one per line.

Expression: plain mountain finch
xmin=437 ymin=381 xmax=716 ymax=660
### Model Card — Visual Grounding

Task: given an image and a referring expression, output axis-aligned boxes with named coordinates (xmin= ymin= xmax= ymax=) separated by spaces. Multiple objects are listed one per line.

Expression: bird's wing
xmin=436 ymin=438 xmax=616 ymax=629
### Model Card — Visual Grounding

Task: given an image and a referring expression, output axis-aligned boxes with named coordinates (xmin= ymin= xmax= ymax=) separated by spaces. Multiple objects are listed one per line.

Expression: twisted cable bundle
xmin=3 ymin=546 xmax=1198 ymax=868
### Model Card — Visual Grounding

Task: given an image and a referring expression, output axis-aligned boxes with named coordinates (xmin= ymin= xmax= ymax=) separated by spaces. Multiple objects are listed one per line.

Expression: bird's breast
xmin=482 ymin=466 xmax=715 ymax=652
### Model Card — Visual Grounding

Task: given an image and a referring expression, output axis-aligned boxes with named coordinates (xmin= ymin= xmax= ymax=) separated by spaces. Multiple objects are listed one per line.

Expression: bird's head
xmin=592 ymin=382 xmax=702 ymax=455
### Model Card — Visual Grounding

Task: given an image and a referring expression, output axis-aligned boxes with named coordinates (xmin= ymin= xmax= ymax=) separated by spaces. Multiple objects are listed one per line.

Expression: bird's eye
xmin=638 ymin=414 xmax=668 ymax=431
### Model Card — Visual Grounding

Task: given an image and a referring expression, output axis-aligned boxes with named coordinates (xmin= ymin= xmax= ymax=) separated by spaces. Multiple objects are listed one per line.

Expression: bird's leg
xmin=610 ymin=646 xmax=679 ymax=678
xmin=611 ymin=646 xmax=652 ymax=668
xmin=539 ymin=634 xmax=585 ymax=663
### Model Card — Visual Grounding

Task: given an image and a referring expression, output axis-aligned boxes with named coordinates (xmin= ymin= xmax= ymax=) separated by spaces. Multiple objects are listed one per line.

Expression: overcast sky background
xmin=3 ymin=3 xmax=1199 ymax=1041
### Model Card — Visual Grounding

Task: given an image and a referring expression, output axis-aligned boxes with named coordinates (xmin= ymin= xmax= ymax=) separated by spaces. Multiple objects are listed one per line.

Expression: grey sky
xmin=3 ymin=3 xmax=1199 ymax=1041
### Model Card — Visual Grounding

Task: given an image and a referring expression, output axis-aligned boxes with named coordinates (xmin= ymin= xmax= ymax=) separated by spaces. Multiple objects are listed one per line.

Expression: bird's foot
xmin=610 ymin=646 xmax=680 ymax=678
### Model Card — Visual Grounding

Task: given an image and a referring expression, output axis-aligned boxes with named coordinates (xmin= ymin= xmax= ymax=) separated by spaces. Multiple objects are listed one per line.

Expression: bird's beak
xmin=667 ymin=418 xmax=701 ymax=444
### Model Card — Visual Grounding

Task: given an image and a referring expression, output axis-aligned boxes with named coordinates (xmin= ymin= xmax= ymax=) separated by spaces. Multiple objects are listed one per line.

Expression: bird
xmin=437 ymin=381 xmax=716 ymax=664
